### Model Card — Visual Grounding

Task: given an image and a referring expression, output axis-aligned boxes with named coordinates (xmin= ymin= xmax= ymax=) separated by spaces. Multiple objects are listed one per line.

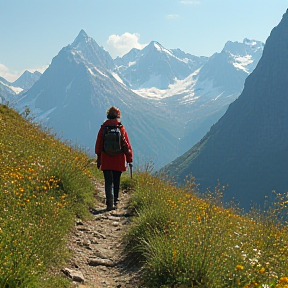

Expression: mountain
xmin=0 ymin=76 xmax=23 ymax=104
xmin=12 ymin=70 xmax=42 ymax=90
xmin=0 ymin=76 xmax=10 ymax=86
xmin=0 ymin=69 xmax=40 ymax=104
xmin=134 ymin=38 xmax=264 ymax=154
xmin=71 ymin=29 xmax=115 ymax=71
xmin=15 ymin=31 xmax=264 ymax=169
xmin=197 ymin=38 xmax=264 ymax=94
xmin=161 ymin=11 xmax=288 ymax=210
xmin=16 ymin=30 xmax=180 ymax=169
xmin=114 ymin=41 xmax=208 ymax=89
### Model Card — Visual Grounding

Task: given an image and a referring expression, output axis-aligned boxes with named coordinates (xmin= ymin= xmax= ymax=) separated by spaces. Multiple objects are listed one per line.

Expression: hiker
xmin=95 ymin=106 xmax=133 ymax=211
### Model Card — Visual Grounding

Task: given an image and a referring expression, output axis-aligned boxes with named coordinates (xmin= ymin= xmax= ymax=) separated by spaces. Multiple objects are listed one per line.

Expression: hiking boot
xmin=106 ymin=205 xmax=116 ymax=211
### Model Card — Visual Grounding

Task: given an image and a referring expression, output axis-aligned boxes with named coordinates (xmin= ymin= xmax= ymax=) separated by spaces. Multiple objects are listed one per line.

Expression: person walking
xmin=95 ymin=106 xmax=133 ymax=211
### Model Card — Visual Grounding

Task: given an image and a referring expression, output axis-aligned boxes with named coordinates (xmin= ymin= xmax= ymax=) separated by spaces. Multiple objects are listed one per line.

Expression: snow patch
xmin=154 ymin=42 xmax=174 ymax=57
xmin=0 ymin=81 xmax=23 ymax=94
xmin=133 ymin=87 xmax=166 ymax=100
xmin=111 ymin=72 xmax=125 ymax=85
xmin=232 ymin=54 xmax=253 ymax=73
xmin=153 ymin=42 xmax=192 ymax=65
xmin=88 ymin=67 xmax=108 ymax=78
xmin=128 ymin=61 xmax=136 ymax=67
xmin=212 ymin=92 xmax=224 ymax=101
xmin=133 ymin=68 xmax=201 ymax=100
xmin=8 ymin=85 xmax=23 ymax=94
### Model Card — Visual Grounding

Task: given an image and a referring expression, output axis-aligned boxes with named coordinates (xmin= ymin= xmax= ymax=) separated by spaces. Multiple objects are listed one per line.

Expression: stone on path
xmin=88 ymin=257 xmax=115 ymax=267
xmin=62 ymin=267 xmax=85 ymax=283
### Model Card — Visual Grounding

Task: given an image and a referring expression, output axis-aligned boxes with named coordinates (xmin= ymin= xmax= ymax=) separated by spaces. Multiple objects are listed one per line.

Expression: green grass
xmin=1 ymin=103 xmax=288 ymax=288
xmin=125 ymin=173 xmax=288 ymax=288
xmin=0 ymin=104 xmax=101 ymax=287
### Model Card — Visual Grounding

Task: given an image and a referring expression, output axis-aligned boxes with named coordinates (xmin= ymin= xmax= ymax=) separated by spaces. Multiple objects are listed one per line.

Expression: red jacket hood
xmin=102 ymin=119 xmax=122 ymax=126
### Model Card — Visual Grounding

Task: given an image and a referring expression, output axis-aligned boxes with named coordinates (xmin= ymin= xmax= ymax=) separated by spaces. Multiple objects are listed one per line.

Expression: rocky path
xmin=63 ymin=181 xmax=143 ymax=288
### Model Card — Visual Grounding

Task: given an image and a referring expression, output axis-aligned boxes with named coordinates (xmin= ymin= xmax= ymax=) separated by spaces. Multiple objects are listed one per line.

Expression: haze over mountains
xmin=114 ymin=41 xmax=207 ymax=90
xmin=0 ymin=71 xmax=41 ymax=104
xmin=1 ymin=29 xmax=263 ymax=168
xmin=162 ymin=11 xmax=288 ymax=210
xmin=13 ymin=71 xmax=42 ymax=90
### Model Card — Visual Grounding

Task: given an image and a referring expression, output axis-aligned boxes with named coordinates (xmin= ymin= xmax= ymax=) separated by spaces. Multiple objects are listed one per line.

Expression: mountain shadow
xmin=161 ymin=10 xmax=288 ymax=210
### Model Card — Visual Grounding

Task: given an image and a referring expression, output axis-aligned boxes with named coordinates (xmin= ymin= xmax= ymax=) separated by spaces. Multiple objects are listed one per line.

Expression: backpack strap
xmin=102 ymin=124 xmax=125 ymax=155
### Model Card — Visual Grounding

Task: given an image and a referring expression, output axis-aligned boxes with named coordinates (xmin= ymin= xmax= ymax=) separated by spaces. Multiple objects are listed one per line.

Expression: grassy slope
xmin=125 ymin=173 xmax=288 ymax=288
xmin=1 ymin=104 xmax=288 ymax=288
xmin=0 ymin=104 xmax=101 ymax=287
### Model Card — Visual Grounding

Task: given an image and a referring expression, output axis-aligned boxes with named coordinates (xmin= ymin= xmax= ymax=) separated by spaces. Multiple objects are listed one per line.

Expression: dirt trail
xmin=64 ymin=181 xmax=143 ymax=288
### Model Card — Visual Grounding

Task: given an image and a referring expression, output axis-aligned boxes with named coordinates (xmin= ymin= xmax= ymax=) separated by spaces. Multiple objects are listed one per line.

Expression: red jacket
xmin=95 ymin=119 xmax=133 ymax=171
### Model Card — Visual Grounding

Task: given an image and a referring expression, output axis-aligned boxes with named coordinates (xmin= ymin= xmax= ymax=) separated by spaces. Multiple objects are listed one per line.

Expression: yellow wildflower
xmin=236 ymin=264 xmax=244 ymax=271
xmin=259 ymin=267 xmax=265 ymax=274
xmin=279 ymin=277 xmax=288 ymax=284
xmin=173 ymin=250 xmax=177 ymax=262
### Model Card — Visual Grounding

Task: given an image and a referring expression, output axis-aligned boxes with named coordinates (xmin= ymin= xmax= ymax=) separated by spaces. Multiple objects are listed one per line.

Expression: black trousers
xmin=103 ymin=170 xmax=122 ymax=207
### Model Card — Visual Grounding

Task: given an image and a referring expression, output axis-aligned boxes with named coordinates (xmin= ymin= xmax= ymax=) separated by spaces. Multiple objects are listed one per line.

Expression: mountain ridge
xmin=161 ymin=11 xmax=288 ymax=209
xmin=16 ymin=32 xmax=180 ymax=168
xmin=10 ymin=30 xmax=264 ymax=168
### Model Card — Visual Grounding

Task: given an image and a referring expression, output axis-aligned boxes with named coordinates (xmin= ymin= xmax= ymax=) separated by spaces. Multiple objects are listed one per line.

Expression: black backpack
xmin=102 ymin=125 xmax=123 ymax=155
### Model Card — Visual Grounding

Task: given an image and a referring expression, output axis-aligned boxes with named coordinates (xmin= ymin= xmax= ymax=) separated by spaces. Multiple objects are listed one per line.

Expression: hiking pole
xmin=129 ymin=163 xmax=133 ymax=179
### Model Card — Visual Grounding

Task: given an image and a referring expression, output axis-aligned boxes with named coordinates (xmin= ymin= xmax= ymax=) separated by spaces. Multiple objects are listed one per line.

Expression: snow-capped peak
xmin=152 ymin=41 xmax=174 ymax=57
xmin=72 ymin=29 xmax=91 ymax=46
xmin=243 ymin=38 xmax=265 ymax=53
xmin=223 ymin=38 xmax=264 ymax=56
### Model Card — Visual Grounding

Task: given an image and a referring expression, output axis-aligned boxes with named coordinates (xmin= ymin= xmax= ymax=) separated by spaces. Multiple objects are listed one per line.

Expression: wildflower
xmin=259 ymin=267 xmax=265 ymax=274
xmin=173 ymin=249 xmax=177 ymax=262
xmin=167 ymin=199 xmax=177 ymax=208
xmin=236 ymin=264 xmax=244 ymax=271
xmin=279 ymin=277 xmax=288 ymax=284
xmin=275 ymin=284 xmax=288 ymax=288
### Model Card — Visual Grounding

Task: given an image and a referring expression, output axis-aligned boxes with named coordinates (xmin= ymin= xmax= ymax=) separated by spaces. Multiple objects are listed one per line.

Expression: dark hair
xmin=106 ymin=106 xmax=121 ymax=119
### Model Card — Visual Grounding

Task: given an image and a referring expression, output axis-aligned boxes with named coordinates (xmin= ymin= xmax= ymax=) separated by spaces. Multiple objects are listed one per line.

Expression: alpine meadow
xmin=0 ymin=7 xmax=288 ymax=288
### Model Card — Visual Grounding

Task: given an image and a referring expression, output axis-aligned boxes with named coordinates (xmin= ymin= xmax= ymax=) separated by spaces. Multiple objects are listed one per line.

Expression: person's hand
xmin=97 ymin=157 xmax=101 ymax=169
xmin=128 ymin=162 xmax=133 ymax=179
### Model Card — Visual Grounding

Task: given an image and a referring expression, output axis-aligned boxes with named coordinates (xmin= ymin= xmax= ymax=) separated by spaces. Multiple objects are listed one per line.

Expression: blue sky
xmin=0 ymin=0 xmax=287 ymax=81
